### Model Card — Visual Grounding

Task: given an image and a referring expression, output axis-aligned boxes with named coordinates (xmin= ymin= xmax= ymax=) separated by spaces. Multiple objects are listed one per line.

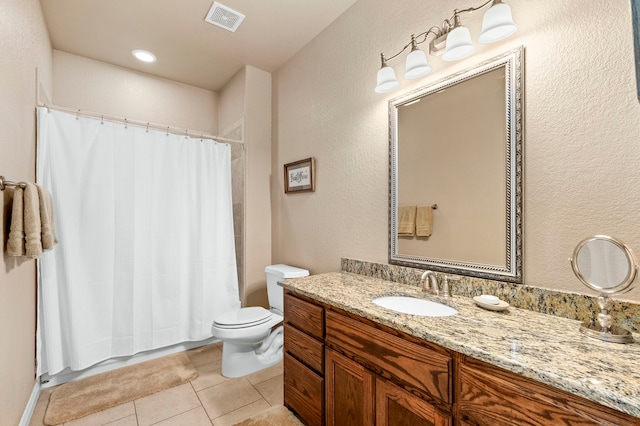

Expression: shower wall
xmin=230 ymin=141 xmax=245 ymax=300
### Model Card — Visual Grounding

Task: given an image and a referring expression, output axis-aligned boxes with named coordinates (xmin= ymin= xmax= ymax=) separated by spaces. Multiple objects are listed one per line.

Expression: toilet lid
xmin=214 ymin=307 xmax=273 ymax=329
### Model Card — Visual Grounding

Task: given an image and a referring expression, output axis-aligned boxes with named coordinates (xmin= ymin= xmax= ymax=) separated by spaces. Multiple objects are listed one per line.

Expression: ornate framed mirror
xmin=388 ymin=47 xmax=523 ymax=282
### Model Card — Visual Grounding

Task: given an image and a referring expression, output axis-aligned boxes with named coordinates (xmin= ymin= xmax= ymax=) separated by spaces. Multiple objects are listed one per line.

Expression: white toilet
xmin=211 ymin=264 xmax=309 ymax=378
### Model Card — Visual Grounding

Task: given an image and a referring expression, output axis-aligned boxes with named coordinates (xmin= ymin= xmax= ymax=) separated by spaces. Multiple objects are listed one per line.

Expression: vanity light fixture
xmin=132 ymin=49 xmax=157 ymax=63
xmin=374 ymin=0 xmax=517 ymax=93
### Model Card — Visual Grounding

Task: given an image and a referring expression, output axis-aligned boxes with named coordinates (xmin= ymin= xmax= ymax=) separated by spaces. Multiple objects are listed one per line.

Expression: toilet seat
xmin=214 ymin=307 xmax=273 ymax=329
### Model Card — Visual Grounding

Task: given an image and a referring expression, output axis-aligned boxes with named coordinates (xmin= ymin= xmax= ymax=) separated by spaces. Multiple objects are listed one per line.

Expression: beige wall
xmin=243 ymin=67 xmax=273 ymax=307
xmin=218 ymin=66 xmax=273 ymax=307
xmin=53 ymin=50 xmax=219 ymax=134
xmin=0 ymin=0 xmax=53 ymax=424
xmin=272 ymin=0 xmax=640 ymax=301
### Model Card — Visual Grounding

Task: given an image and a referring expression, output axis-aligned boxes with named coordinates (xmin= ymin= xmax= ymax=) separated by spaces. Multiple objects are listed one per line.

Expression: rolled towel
xmin=37 ymin=184 xmax=57 ymax=250
xmin=398 ymin=205 xmax=416 ymax=236
xmin=23 ymin=183 xmax=43 ymax=259
xmin=416 ymin=205 xmax=433 ymax=237
xmin=7 ymin=187 xmax=25 ymax=256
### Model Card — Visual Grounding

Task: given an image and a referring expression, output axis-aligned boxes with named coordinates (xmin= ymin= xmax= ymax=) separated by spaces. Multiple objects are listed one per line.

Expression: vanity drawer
xmin=325 ymin=310 xmax=452 ymax=406
xmin=456 ymin=355 xmax=638 ymax=426
xmin=284 ymin=352 xmax=324 ymax=426
xmin=284 ymin=323 xmax=324 ymax=374
xmin=284 ymin=293 xmax=324 ymax=340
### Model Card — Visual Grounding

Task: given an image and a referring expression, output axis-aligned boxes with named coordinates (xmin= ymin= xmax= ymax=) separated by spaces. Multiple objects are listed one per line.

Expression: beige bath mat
xmin=44 ymin=352 xmax=198 ymax=425
xmin=234 ymin=405 xmax=304 ymax=426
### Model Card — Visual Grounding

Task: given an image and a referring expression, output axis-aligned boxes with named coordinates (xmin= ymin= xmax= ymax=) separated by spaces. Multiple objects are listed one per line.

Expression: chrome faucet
xmin=421 ymin=270 xmax=439 ymax=295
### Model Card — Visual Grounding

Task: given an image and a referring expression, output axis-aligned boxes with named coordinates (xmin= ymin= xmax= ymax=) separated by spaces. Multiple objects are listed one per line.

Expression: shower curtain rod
xmin=38 ymin=104 xmax=244 ymax=145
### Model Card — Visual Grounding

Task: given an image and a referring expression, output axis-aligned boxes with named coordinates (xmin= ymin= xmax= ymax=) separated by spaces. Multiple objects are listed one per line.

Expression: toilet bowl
xmin=211 ymin=264 xmax=309 ymax=378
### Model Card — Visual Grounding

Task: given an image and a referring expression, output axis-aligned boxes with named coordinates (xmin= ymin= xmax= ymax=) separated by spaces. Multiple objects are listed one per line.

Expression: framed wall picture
xmin=284 ymin=157 xmax=315 ymax=193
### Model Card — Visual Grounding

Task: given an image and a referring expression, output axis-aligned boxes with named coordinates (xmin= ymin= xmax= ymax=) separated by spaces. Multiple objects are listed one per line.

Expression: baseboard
xmin=19 ymin=380 xmax=42 ymax=426
xmin=41 ymin=337 xmax=219 ymax=388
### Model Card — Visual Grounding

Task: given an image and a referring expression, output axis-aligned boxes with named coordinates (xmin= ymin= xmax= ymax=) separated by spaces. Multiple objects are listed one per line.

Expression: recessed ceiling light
xmin=132 ymin=49 xmax=157 ymax=63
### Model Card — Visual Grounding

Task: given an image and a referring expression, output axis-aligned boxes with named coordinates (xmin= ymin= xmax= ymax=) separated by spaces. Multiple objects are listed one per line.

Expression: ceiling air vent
xmin=204 ymin=2 xmax=245 ymax=33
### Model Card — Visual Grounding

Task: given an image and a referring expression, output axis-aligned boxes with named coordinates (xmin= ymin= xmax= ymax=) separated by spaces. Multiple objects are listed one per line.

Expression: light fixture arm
xmin=380 ymin=0 xmax=505 ymax=63
xmin=456 ymin=0 xmax=498 ymax=15
xmin=375 ymin=0 xmax=516 ymax=93
xmin=382 ymin=27 xmax=442 ymax=63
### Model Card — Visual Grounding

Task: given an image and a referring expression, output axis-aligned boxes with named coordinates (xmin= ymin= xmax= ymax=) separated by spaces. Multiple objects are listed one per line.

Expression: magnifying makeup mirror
xmin=569 ymin=235 xmax=637 ymax=343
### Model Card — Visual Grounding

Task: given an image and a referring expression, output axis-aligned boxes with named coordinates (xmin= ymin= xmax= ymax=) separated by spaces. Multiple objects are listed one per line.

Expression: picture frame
xmin=284 ymin=157 xmax=315 ymax=194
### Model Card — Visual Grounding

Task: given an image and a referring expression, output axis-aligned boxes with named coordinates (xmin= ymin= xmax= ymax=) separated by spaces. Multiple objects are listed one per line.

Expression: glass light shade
xmin=404 ymin=49 xmax=432 ymax=79
xmin=375 ymin=66 xmax=400 ymax=93
xmin=441 ymin=26 xmax=475 ymax=61
xmin=478 ymin=2 xmax=517 ymax=43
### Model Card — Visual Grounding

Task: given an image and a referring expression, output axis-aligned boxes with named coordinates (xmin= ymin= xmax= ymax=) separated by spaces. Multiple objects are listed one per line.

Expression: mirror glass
xmin=571 ymin=235 xmax=638 ymax=294
xmin=389 ymin=48 xmax=523 ymax=282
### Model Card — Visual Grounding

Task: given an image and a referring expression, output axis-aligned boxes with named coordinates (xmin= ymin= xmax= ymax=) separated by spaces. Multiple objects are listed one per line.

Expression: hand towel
xmin=398 ymin=205 xmax=416 ymax=236
xmin=23 ymin=183 xmax=43 ymax=259
xmin=7 ymin=187 xmax=25 ymax=256
xmin=416 ymin=205 xmax=433 ymax=237
xmin=37 ymin=184 xmax=57 ymax=250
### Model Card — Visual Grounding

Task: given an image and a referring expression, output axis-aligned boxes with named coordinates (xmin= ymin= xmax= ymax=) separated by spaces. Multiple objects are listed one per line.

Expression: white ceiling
xmin=40 ymin=0 xmax=358 ymax=92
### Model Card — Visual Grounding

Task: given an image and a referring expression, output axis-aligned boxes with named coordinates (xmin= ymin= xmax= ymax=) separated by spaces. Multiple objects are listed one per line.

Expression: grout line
xmin=133 ymin=398 xmax=140 ymax=426
xmin=147 ymin=407 xmax=209 ymax=426
xmin=189 ymin=381 xmax=213 ymax=424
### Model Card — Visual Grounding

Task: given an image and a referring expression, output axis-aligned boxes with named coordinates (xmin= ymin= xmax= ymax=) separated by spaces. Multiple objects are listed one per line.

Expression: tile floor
xmin=29 ymin=343 xmax=284 ymax=426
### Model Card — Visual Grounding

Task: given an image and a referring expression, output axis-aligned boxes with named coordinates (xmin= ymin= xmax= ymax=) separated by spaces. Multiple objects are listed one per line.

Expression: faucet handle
xmin=442 ymin=275 xmax=461 ymax=297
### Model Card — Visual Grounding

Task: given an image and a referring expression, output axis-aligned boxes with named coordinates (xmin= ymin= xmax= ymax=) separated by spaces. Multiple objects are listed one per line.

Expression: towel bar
xmin=0 ymin=175 xmax=27 ymax=190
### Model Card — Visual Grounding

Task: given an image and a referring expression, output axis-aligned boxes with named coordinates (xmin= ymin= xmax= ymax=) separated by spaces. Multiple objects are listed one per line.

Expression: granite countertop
xmin=283 ymin=272 xmax=640 ymax=418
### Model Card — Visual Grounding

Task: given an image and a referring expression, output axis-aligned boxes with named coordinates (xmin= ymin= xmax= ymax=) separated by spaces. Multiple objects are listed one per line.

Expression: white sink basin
xmin=372 ymin=296 xmax=458 ymax=317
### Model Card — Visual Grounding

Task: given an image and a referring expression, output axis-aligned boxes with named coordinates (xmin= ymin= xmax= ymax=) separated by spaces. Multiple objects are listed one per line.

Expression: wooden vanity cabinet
xmin=284 ymin=289 xmax=639 ymax=426
xmin=284 ymin=292 xmax=325 ymax=426
xmin=456 ymin=354 xmax=639 ymax=426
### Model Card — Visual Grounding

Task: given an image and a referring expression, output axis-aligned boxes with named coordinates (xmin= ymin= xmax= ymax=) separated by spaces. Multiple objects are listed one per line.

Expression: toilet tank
xmin=265 ymin=264 xmax=309 ymax=314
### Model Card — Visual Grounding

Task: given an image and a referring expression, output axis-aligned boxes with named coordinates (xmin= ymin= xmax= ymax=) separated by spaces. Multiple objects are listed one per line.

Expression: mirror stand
xmin=579 ymin=295 xmax=633 ymax=344
xmin=570 ymin=235 xmax=637 ymax=344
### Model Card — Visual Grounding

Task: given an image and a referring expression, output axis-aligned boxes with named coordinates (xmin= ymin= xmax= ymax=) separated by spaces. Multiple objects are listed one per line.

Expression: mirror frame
xmin=388 ymin=47 xmax=524 ymax=283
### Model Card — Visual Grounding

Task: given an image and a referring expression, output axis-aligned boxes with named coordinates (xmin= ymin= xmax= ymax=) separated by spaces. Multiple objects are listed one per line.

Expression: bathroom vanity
xmin=282 ymin=272 xmax=640 ymax=426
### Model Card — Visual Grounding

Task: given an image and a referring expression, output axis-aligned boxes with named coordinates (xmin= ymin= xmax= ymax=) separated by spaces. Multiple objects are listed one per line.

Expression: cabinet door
xmin=376 ymin=377 xmax=452 ymax=426
xmin=325 ymin=348 xmax=375 ymax=426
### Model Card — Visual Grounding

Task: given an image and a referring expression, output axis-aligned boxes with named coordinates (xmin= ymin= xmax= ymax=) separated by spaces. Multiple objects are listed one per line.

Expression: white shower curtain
xmin=36 ymin=107 xmax=240 ymax=375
